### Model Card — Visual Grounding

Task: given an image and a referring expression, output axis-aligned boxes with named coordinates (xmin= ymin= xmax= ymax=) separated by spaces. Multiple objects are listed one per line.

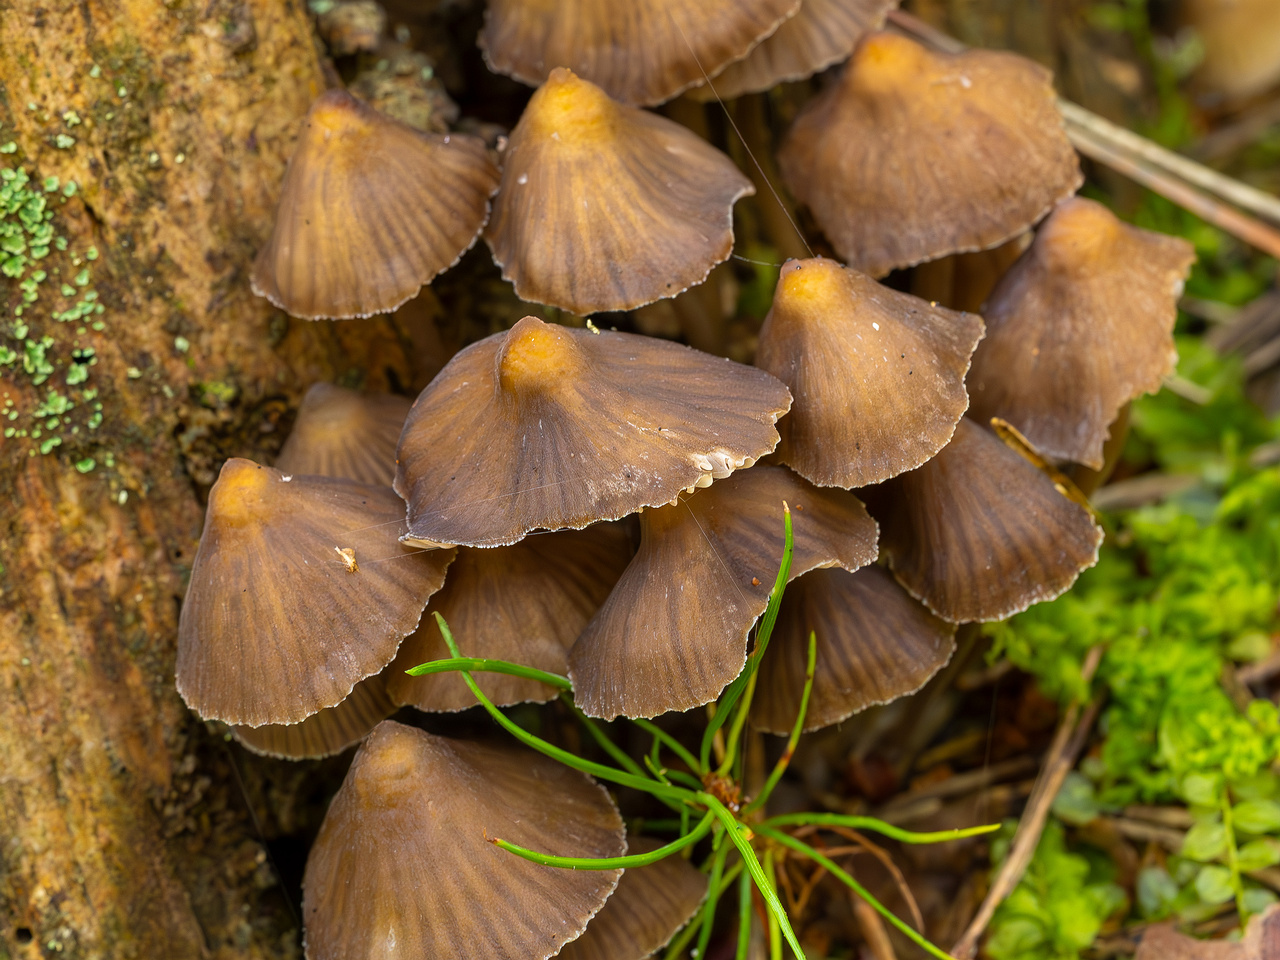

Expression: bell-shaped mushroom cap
xmin=865 ymin=418 xmax=1102 ymax=623
xmin=302 ymin=721 xmax=625 ymax=960
xmin=559 ymin=837 xmax=708 ymax=960
xmin=395 ymin=316 xmax=792 ymax=548
xmin=176 ymin=459 xmax=455 ymax=726
xmin=251 ymin=89 xmax=499 ymax=319
xmin=753 ymin=565 xmax=955 ymax=735
xmin=275 ymin=382 xmax=413 ymax=486
xmin=778 ymin=31 xmax=1082 ymax=277
xmin=569 ymin=465 xmax=878 ymax=720
xmin=386 ymin=524 xmax=634 ymax=711
xmin=689 ymin=0 xmax=897 ymax=101
xmin=484 ymin=69 xmax=754 ymax=315
xmin=479 ymin=0 xmax=801 ymax=107
xmin=231 ymin=670 xmax=397 ymax=760
xmin=756 ymin=257 xmax=985 ymax=488
xmin=967 ymin=197 xmax=1196 ymax=469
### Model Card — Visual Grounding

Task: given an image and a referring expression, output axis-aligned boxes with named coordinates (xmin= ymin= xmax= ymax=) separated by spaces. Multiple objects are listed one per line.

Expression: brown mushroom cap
xmin=753 ymin=565 xmax=956 ymax=734
xmin=275 ymin=382 xmax=413 ymax=486
xmin=251 ymin=89 xmax=499 ymax=319
xmin=755 ymin=257 xmax=985 ymax=488
xmin=302 ymin=721 xmax=625 ymax=960
xmin=176 ymin=459 xmax=454 ymax=726
xmin=386 ymin=523 xmax=634 ymax=711
xmin=484 ymin=68 xmax=754 ymax=315
xmin=231 ymin=670 xmax=397 ymax=760
xmin=479 ymin=0 xmax=801 ymax=106
xmin=395 ymin=316 xmax=792 ymax=548
xmin=967 ymin=197 xmax=1196 ymax=469
xmin=688 ymin=0 xmax=897 ymax=101
xmin=559 ymin=837 xmax=708 ymax=960
xmin=778 ymin=31 xmax=1082 ymax=276
xmin=865 ymin=418 xmax=1103 ymax=623
xmin=569 ymin=465 xmax=878 ymax=720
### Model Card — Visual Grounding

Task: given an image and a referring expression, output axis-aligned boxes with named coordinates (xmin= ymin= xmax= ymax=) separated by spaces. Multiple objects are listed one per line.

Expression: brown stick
xmin=852 ymin=894 xmax=900 ymax=960
xmin=950 ymin=646 xmax=1106 ymax=960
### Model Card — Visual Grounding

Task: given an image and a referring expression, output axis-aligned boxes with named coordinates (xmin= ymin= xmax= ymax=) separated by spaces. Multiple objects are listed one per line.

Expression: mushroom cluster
xmin=177 ymin=3 xmax=1196 ymax=957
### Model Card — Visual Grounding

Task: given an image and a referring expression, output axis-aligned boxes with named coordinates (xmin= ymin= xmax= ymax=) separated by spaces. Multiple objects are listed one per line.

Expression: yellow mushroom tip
xmin=308 ymin=90 xmax=368 ymax=139
xmin=528 ymin=68 xmax=615 ymax=143
xmin=1038 ymin=198 xmax=1121 ymax=270
xmin=854 ymin=32 xmax=927 ymax=86
xmin=497 ymin=316 xmax=584 ymax=391
xmin=777 ymin=257 xmax=844 ymax=308
xmin=208 ymin=459 xmax=276 ymax=525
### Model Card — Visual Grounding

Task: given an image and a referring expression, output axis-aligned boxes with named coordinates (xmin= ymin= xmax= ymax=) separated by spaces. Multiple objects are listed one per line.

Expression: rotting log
xmin=0 ymin=1 xmax=428 ymax=956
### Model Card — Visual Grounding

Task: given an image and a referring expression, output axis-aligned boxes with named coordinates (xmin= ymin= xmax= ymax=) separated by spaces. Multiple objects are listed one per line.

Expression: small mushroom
xmin=479 ymin=0 xmax=801 ymax=106
xmin=176 ymin=459 xmax=454 ymax=726
xmin=302 ymin=720 xmax=625 ymax=960
xmin=753 ymin=565 xmax=956 ymax=735
xmin=559 ymin=837 xmax=708 ymax=960
xmin=275 ymin=382 xmax=413 ymax=486
xmin=395 ymin=315 xmax=792 ymax=548
xmin=778 ymin=31 xmax=1081 ymax=276
xmin=863 ymin=418 xmax=1103 ymax=623
xmin=755 ymin=256 xmax=985 ymax=488
xmin=251 ymin=89 xmax=499 ymax=319
xmin=689 ymin=0 xmax=897 ymax=101
xmin=386 ymin=523 xmax=634 ymax=712
xmin=484 ymin=68 xmax=754 ymax=315
xmin=230 ymin=670 xmax=397 ymax=760
xmin=967 ymin=197 xmax=1196 ymax=469
xmin=569 ymin=464 xmax=878 ymax=720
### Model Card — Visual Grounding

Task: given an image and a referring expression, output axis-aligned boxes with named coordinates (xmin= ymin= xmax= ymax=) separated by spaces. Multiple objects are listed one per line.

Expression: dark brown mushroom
xmin=479 ymin=0 xmax=801 ymax=106
xmin=753 ymin=565 xmax=956 ymax=734
xmin=559 ymin=837 xmax=708 ymax=960
xmin=569 ymin=465 xmax=878 ymax=720
xmin=231 ymin=670 xmax=397 ymax=760
xmin=275 ymin=382 xmax=413 ymax=486
xmin=967 ymin=196 xmax=1196 ymax=469
xmin=386 ymin=523 xmax=634 ymax=711
xmin=395 ymin=315 xmax=792 ymax=548
xmin=302 ymin=720 xmax=625 ymax=960
xmin=251 ymin=89 xmax=499 ymax=319
xmin=484 ymin=68 xmax=754 ymax=315
xmin=778 ymin=30 xmax=1082 ymax=276
xmin=864 ymin=418 xmax=1103 ymax=623
xmin=176 ymin=459 xmax=454 ymax=726
xmin=755 ymin=257 xmax=984 ymax=488
xmin=689 ymin=0 xmax=897 ymax=100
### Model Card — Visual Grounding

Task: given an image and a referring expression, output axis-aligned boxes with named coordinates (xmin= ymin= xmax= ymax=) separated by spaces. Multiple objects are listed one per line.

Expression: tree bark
xmin=0 ymin=1 xmax=425 ymax=956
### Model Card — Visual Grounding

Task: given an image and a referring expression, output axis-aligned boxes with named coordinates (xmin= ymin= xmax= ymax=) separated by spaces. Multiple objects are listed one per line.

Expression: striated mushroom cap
xmin=967 ymin=197 xmax=1196 ymax=469
xmin=560 ymin=837 xmax=708 ymax=960
xmin=302 ymin=721 xmax=625 ymax=960
xmin=479 ymin=0 xmax=801 ymax=106
xmin=865 ymin=418 xmax=1103 ymax=623
xmin=756 ymin=257 xmax=985 ymax=488
xmin=251 ymin=89 xmax=499 ymax=319
xmin=275 ymin=382 xmax=413 ymax=486
xmin=484 ymin=69 xmax=754 ymax=315
xmin=387 ymin=524 xmax=634 ymax=712
xmin=176 ymin=459 xmax=454 ymax=726
xmin=753 ymin=565 xmax=956 ymax=734
xmin=689 ymin=0 xmax=897 ymax=101
xmin=778 ymin=31 xmax=1081 ymax=276
xmin=395 ymin=316 xmax=792 ymax=548
xmin=569 ymin=465 xmax=878 ymax=720
xmin=231 ymin=670 xmax=397 ymax=760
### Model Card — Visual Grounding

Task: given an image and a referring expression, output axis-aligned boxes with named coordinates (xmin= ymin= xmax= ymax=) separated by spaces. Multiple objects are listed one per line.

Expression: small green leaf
xmin=1236 ymin=839 xmax=1280 ymax=872
xmin=1194 ymin=865 xmax=1235 ymax=904
xmin=1234 ymin=800 xmax=1280 ymax=835
xmin=1182 ymin=820 xmax=1227 ymax=861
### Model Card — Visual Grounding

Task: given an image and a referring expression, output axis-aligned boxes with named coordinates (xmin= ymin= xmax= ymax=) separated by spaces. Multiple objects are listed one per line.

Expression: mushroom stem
xmin=733 ymin=93 xmax=810 ymax=264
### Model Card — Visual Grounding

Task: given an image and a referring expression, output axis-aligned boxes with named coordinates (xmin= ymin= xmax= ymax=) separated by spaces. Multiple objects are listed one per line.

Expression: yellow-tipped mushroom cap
xmin=252 ymin=89 xmax=499 ymax=319
xmin=756 ymin=257 xmax=984 ymax=488
xmin=689 ymin=0 xmax=897 ymax=101
xmin=967 ymin=197 xmax=1196 ymax=469
xmin=480 ymin=0 xmax=801 ymax=106
xmin=175 ymin=459 xmax=454 ymax=726
xmin=275 ymin=382 xmax=412 ymax=486
xmin=395 ymin=316 xmax=792 ymax=548
xmin=569 ymin=465 xmax=878 ymax=720
xmin=778 ymin=31 xmax=1081 ymax=276
xmin=485 ymin=69 xmax=754 ymax=315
